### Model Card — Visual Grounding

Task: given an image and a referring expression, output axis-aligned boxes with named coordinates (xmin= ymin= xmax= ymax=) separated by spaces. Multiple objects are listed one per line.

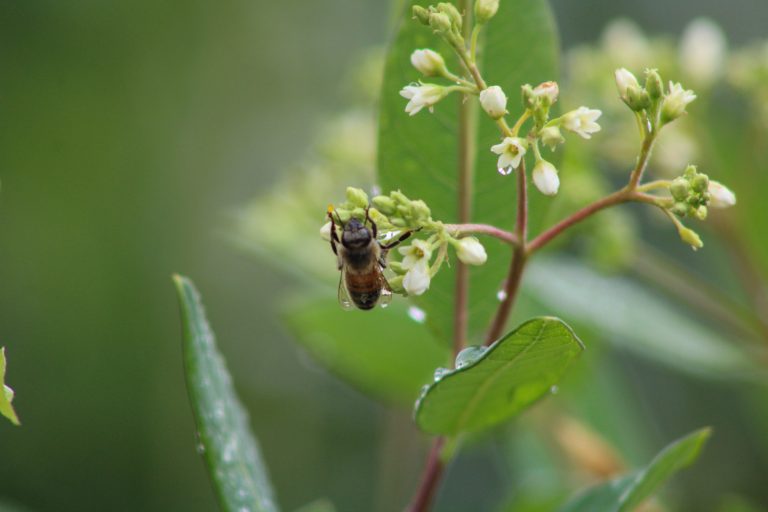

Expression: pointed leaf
xmin=559 ymin=427 xmax=712 ymax=512
xmin=284 ymin=296 xmax=449 ymax=405
xmin=0 ymin=347 xmax=20 ymax=426
xmin=378 ymin=0 xmax=559 ymax=344
xmin=174 ymin=275 xmax=280 ymax=512
xmin=415 ymin=317 xmax=584 ymax=435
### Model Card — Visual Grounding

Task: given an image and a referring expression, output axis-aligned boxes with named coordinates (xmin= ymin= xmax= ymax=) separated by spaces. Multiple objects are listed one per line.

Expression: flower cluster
xmin=321 ymin=187 xmax=488 ymax=297
xmin=614 ymin=67 xmax=697 ymax=128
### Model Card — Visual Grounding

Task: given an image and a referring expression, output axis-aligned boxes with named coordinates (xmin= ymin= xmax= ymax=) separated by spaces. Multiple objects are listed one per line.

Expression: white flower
xmin=479 ymin=86 xmax=507 ymax=119
xmin=532 ymin=160 xmax=560 ymax=196
xmin=403 ymin=260 xmax=431 ymax=295
xmin=680 ymin=19 xmax=726 ymax=87
xmin=398 ymin=239 xmax=433 ymax=269
xmin=708 ymin=181 xmax=736 ymax=209
xmin=474 ymin=0 xmax=499 ymax=23
xmin=319 ymin=221 xmax=332 ymax=241
xmin=661 ymin=82 xmax=697 ymax=123
xmin=410 ymin=49 xmax=446 ymax=77
xmin=455 ymin=237 xmax=487 ymax=265
xmin=400 ymin=83 xmax=447 ymax=116
xmin=532 ymin=81 xmax=559 ymax=105
xmin=614 ymin=68 xmax=640 ymax=102
xmin=562 ymin=107 xmax=602 ymax=139
xmin=490 ymin=137 xmax=527 ymax=174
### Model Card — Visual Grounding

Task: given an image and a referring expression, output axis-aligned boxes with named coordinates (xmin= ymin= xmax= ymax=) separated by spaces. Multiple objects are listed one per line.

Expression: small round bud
xmin=626 ymin=87 xmax=651 ymax=111
xmin=437 ymin=3 xmax=462 ymax=30
xmin=474 ymin=0 xmax=499 ymax=23
xmin=387 ymin=275 xmax=405 ymax=293
xmin=410 ymin=49 xmax=447 ymax=77
xmin=615 ymin=68 xmax=640 ymax=101
xmin=691 ymin=173 xmax=709 ymax=193
xmin=319 ymin=221 xmax=332 ymax=241
xmin=410 ymin=199 xmax=431 ymax=220
xmin=540 ymin=126 xmax=564 ymax=150
xmin=428 ymin=11 xmax=452 ymax=34
xmin=645 ymin=69 xmax=664 ymax=101
xmin=391 ymin=190 xmax=410 ymax=205
xmin=372 ymin=195 xmax=397 ymax=215
xmin=388 ymin=261 xmax=407 ymax=275
xmin=346 ymin=187 xmax=369 ymax=208
xmin=479 ymin=85 xmax=508 ymax=119
xmin=412 ymin=5 xmax=431 ymax=25
xmin=532 ymin=160 xmax=560 ymax=196
xmin=670 ymin=177 xmax=690 ymax=201
xmin=708 ymin=181 xmax=737 ymax=209
xmin=454 ymin=237 xmax=487 ymax=265
xmin=521 ymin=84 xmax=535 ymax=110
xmin=671 ymin=202 xmax=689 ymax=217
xmin=677 ymin=225 xmax=703 ymax=250
xmin=368 ymin=208 xmax=393 ymax=228
xmin=533 ymin=81 xmax=559 ymax=106
xmin=695 ymin=205 xmax=708 ymax=220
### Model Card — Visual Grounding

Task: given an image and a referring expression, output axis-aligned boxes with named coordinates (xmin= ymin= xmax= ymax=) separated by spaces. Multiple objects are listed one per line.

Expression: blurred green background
xmin=1 ymin=1 xmax=767 ymax=511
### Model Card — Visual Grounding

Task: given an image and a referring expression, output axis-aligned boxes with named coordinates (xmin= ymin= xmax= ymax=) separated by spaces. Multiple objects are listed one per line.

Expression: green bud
xmin=695 ymin=205 xmax=708 ymax=220
xmin=626 ymin=87 xmax=651 ymax=111
xmin=372 ymin=195 xmax=397 ymax=215
xmin=336 ymin=209 xmax=352 ymax=223
xmin=390 ymin=218 xmax=407 ymax=227
xmin=691 ymin=173 xmax=709 ymax=193
xmin=539 ymin=125 xmax=565 ymax=150
xmin=428 ymin=11 xmax=452 ymax=34
xmin=437 ymin=3 xmax=462 ymax=30
xmin=670 ymin=177 xmax=690 ymax=201
xmin=387 ymin=275 xmax=405 ymax=294
xmin=410 ymin=199 xmax=431 ymax=220
xmin=346 ymin=187 xmax=369 ymax=208
xmin=671 ymin=202 xmax=690 ymax=217
xmin=412 ymin=5 xmax=431 ymax=25
xmin=521 ymin=84 xmax=535 ymax=110
xmin=677 ymin=225 xmax=703 ymax=250
xmin=351 ymin=207 xmax=366 ymax=220
xmin=368 ymin=208 xmax=393 ymax=228
xmin=396 ymin=204 xmax=411 ymax=217
xmin=474 ymin=0 xmax=499 ymax=24
xmin=645 ymin=69 xmax=664 ymax=100
xmin=683 ymin=165 xmax=697 ymax=179
xmin=388 ymin=261 xmax=406 ymax=275
xmin=391 ymin=190 xmax=410 ymax=205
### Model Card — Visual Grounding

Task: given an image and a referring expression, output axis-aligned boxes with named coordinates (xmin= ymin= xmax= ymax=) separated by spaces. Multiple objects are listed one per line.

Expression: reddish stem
xmin=406 ymin=438 xmax=446 ymax=512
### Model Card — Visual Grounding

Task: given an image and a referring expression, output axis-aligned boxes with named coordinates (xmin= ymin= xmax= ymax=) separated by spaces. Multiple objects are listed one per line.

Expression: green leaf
xmin=284 ymin=295 xmax=449 ymax=405
xmin=293 ymin=500 xmax=336 ymax=512
xmin=415 ymin=317 xmax=584 ymax=435
xmin=174 ymin=275 xmax=280 ymax=512
xmin=525 ymin=258 xmax=762 ymax=380
xmin=378 ymin=0 xmax=559 ymax=344
xmin=0 ymin=347 xmax=20 ymax=426
xmin=559 ymin=427 xmax=712 ymax=512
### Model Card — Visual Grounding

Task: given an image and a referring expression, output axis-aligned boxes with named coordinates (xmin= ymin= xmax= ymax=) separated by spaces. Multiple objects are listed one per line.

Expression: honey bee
xmin=327 ymin=207 xmax=416 ymax=311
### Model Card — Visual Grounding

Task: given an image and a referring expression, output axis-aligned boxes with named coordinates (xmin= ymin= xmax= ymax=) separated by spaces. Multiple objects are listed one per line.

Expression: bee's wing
xmin=377 ymin=267 xmax=393 ymax=308
xmin=337 ymin=265 xmax=355 ymax=311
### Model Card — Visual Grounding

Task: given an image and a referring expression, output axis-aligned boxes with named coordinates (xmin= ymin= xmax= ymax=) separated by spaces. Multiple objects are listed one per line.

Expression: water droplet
xmin=196 ymin=442 xmax=205 ymax=454
xmin=408 ymin=306 xmax=427 ymax=323
xmin=550 ymin=385 xmax=559 ymax=395
xmin=498 ymin=166 xmax=513 ymax=176
xmin=496 ymin=289 xmax=508 ymax=302
xmin=455 ymin=346 xmax=487 ymax=369
xmin=433 ymin=367 xmax=449 ymax=381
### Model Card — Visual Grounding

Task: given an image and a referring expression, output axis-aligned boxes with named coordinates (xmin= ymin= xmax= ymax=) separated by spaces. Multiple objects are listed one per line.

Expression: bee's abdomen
xmin=346 ymin=272 xmax=381 ymax=310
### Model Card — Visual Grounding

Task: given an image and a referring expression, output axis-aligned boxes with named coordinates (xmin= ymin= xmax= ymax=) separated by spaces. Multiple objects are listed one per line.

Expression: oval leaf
xmin=283 ymin=296 xmax=449 ymax=405
xmin=559 ymin=427 xmax=712 ymax=512
xmin=0 ymin=347 xmax=20 ymax=426
xmin=415 ymin=317 xmax=584 ymax=435
xmin=174 ymin=275 xmax=280 ymax=512
xmin=378 ymin=0 xmax=559 ymax=344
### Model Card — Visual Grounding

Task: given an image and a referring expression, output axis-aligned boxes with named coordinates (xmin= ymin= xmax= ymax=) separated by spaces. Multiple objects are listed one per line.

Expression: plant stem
xmin=485 ymin=160 xmax=528 ymax=345
xmin=406 ymin=437 xmax=446 ymax=512
xmin=443 ymin=223 xmax=518 ymax=245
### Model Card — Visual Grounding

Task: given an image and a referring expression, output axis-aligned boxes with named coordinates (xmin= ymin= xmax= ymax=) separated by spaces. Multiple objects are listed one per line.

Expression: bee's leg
xmin=380 ymin=227 xmax=421 ymax=250
xmin=365 ymin=206 xmax=378 ymax=239
xmin=327 ymin=211 xmax=341 ymax=256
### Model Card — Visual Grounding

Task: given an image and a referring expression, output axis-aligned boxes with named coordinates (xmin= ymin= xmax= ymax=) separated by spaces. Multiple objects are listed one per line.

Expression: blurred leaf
xmin=293 ymin=500 xmax=336 ymax=512
xmin=525 ymin=258 xmax=762 ymax=380
xmin=415 ymin=317 xmax=583 ymax=435
xmin=284 ymin=295 xmax=449 ymax=405
xmin=559 ymin=427 xmax=711 ymax=512
xmin=378 ymin=0 xmax=559 ymax=344
xmin=0 ymin=347 xmax=20 ymax=426
xmin=174 ymin=275 xmax=280 ymax=512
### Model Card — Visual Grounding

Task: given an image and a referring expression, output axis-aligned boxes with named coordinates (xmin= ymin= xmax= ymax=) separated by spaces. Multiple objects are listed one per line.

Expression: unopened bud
xmin=388 ymin=261 xmax=407 ymax=275
xmin=532 ymin=160 xmax=560 ymax=196
xmin=615 ymin=68 xmax=640 ymax=101
xmin=479 ymin=85 xmax=507 ymax=119
xmin=437 ymin=3 xmax=462 ymax=30
xmin=626 ymin=87 xmax=651 ymax=111
xmin=645 ymin=69 xmax=664 ymax=101
xmin=454 ymin=237 xmax=487 ymax=265
xmin=521 ymin=84 xmax=535 ymax=110
xmin=391 ymin=190 xmax=410 ymax=205
xmin=410 ymin=199 xmax=431 ymax=220
xmin=533 ymin=81 xmax=559 ymax=106
xmin=410 ymin=49 xmax=447 ymax=77
xmin=708 ymin=181 xmax=736 ymax=209
xmin=691 ymin=173 xmax=709 ymax=193
xmin=412 ymin=5 xmax=431 ymax=25
xmin=346 ymin=187 xmax=369 ymax=208
xmin=540 ymin=125 xmax=565 ymax=150
xmin=474 ymin=0 xmax=499 ymax=23
xmin=428 ymin=11 xmax=452 ymax=33
xmin=677 ymin=225 xmax=703 ymax=250
xmin=387 ymin=275 xmax=405 ymax=293
xmin=695 ymin=205 xmax=708 ymax=220
xmin=670 ymin=177 xmax=690 ymax=201
xmin=372 ymin=195 xmax=397 ymax=214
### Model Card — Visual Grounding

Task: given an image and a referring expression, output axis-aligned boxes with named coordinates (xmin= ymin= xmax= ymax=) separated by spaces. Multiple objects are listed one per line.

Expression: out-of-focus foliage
xmin=0 ymin=348 xmax=20 ymax=426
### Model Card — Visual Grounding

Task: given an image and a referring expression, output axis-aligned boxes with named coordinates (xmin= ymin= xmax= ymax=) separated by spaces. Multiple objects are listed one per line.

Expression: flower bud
xmin=391 ymin=190 xmax=410 ymax=205
xmin=670 ymin=177 xmax=690 ymax=201
xmin=532 ymin=160 xmax=560 ymax=196
xmin=455 ymin=237 xmax=487 ymax=265
xmin=387 ymin=275 xmax=405 ymax=293
xmin=708 ymin=181 xmax=736 ymax=209
xmin=412 ymin=5 xmax=431 ymax=25
xmin=474 ymin=0 xmax=499 ymax=24
xmin=695 ymin=205 xmax=708 ymax=220
xmin=428 ymin=11 xmax=452 ymax=34
xmin=677 ymin=225 xmax=703 ymax=250
xmin=691 ymin=173 xmax=709 ymax=193
xmin=437 ymin=2 xmax=462 ymax=30
xmin=661 ymin=82 xmax=697 ymax=124
xmin=372 ymin=195 xmax=396 ymax=215
xmin=410 ymin=199 xmax=431 ymax=220
xmin=645 ymin=69 xmax=664 ymax=101
xmin=346 ymin=187 xmax=369 ymax=208
xmin=387 ymin=260 xmax=406 ymax=275
xmin=615 ymin=68 xmax=640 ymax=101
xmin=540 ymin=126 xmax=564 ymax=150
xmin=410 ymin=49 xmax=447 ymax=77
xmin=319 ymin=221 xmax=332 ymax=241
xmin=626 ymin=87 xmax=651 ymax=112
xmin=533 ymin=81 xmax=559 ymax=106
xmin=521 ymin=84 xmax=535 ymax=110
xmin=479 ymin=85 xmax=507 ymax=119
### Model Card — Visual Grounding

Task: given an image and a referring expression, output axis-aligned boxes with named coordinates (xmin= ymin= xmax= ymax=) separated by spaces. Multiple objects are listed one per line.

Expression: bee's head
xmin=342 ymin=217 xmax=372 ymax=248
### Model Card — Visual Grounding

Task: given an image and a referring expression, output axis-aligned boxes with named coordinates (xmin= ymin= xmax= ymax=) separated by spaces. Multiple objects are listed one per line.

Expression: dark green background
xmin=0 ymin=1 xmax=766 ymax=511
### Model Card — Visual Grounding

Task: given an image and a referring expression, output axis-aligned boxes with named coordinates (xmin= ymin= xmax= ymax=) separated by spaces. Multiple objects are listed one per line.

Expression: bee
xmin=327 ymin=207 xmax=416 ymax=311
